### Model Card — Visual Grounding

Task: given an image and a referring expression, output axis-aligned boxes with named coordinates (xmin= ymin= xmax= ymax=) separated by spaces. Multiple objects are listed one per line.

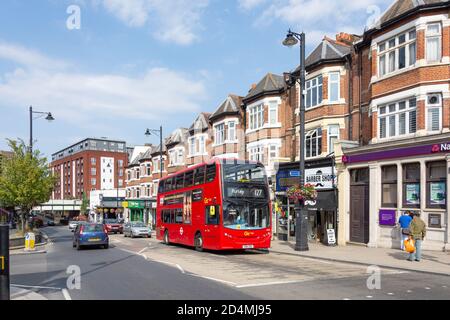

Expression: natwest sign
xmin=432 ymin=143 xmax=450 ymax=153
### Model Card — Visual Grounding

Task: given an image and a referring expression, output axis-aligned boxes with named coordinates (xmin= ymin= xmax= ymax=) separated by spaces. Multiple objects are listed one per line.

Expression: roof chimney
xmin=335 ymin=32 xmax=355 ymax=45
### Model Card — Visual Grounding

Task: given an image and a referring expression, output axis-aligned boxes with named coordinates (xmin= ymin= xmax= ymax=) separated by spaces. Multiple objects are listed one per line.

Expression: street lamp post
xmin=145 ymin=126 xmax=163 ymax=179
xmin=29 ymin=106 xmax=55 ymax=154
xmin=283 ymin=29 xmax=309 ymax=251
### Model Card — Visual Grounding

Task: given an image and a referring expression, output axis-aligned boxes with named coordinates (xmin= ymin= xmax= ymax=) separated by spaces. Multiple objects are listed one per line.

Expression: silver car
xmin=124 ymin=222 xmax=152 ymax=238
xmin=69 ymin=221 xmax=86 ymax=232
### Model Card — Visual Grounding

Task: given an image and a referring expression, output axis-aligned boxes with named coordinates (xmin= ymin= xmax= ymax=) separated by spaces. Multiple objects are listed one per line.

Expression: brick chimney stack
xmin=335 ymin=32 xmax=356 ymax=45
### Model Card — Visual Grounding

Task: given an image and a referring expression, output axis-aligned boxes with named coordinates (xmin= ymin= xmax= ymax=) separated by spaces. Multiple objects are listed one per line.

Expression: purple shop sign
xmin=343 ymin=142 xmax=450 ymax=164
xmin=379 ymin=209 xmax=396 ymax=226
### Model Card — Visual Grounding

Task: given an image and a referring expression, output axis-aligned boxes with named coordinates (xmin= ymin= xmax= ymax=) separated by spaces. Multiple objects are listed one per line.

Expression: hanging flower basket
xmin=286 ymin=184 xmax=318 ymax=204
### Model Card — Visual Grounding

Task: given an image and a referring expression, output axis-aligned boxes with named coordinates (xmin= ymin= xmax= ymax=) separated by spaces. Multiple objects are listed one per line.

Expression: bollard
xmin=24 ymin=232 xmax=36 ymax=251
xmin=0 ymin=224 xmax=10 ymax=300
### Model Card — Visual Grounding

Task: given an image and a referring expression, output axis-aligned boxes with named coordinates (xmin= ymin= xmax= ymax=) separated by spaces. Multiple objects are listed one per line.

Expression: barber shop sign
xmin=305 ymin=167 xmax=336 ymax=190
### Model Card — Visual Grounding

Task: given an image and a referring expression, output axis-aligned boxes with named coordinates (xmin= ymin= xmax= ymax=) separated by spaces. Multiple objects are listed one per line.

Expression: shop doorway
xmin=349 ymin=168 xmax=370 ymax=244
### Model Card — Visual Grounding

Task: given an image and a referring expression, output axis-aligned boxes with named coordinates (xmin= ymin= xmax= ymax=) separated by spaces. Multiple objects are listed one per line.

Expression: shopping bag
xmin=404 ymin=238 xmax=415 ymax=253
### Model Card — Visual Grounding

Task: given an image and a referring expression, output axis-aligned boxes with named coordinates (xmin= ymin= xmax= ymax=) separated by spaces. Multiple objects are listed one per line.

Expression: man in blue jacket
xmin=399 ymin=211 xmax=413 ymax=250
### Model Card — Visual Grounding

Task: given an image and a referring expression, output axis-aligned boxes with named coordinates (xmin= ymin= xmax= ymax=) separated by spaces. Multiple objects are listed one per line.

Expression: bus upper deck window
xmin=206 ymin=164 xmax=216 ymax=182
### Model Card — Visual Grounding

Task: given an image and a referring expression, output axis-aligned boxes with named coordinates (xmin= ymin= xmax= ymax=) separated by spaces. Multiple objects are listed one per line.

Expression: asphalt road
xmin=9 ymin=226 xmax=450 ymax=300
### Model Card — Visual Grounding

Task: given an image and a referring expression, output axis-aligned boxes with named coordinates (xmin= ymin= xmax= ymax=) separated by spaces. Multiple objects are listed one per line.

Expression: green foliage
xmin=0 ymin=139 xmax=57 ymax=232
xmin=80 ymin=192 xmax=89 ymax=216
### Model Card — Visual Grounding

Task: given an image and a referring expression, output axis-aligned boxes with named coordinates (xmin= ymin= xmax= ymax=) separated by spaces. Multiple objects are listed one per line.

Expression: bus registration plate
xmin=242 ymin=245 xmax=254 ymax=249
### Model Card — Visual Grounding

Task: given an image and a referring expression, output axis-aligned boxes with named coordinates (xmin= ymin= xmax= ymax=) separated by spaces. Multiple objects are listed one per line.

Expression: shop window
xmin=381 ymin=165 xmax=397 ymax=207
xmin=427 ymin=161 xmax=446 ymax=209
xmin=403 ymin=163 xmax=420 ymax=208
xmin=194 ymin=166 xmax=206 ymax=185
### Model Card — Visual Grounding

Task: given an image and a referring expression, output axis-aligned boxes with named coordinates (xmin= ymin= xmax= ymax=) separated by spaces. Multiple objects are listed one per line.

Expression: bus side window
xmin=206 ymin=205 xmax=220 ymax=225
xmin=206 ymin=164 xmax=216 ymax=183
xmin=176 ymin=174 xmax=184 ymax=190
xmin=175 ymin=209 xmax=183 ymax=224
xmin=184 ymin=171 xmax=194 ymax=188
xmin=158 ymin=180 xmax=165 ymax=194
xmin=170 ymin=210 xmax=175 ymax=224
xmin=194 ymin=166 xmax=206 ymax=185
xmin=162 ymin=210 xmax=170 ymax=224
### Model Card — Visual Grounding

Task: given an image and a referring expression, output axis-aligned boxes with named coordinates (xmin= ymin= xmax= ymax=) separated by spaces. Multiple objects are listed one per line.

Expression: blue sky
xmin=0 ymin=0 xmax=391 ymax=159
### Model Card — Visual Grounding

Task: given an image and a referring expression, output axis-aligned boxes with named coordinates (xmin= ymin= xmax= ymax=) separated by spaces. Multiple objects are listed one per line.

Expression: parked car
xmin=123 ymin=222 xmax=152 ymax=238
xmin=103 ymin=219 xmax=123 ymax=234
xmin=73 ymin=223 xmax=109 ymax=250
xmin=46 ymin=219 xmax=56 ymax=226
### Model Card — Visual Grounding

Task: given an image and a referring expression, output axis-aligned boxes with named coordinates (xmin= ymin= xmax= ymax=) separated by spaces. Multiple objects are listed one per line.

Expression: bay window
xmin=305 ymin=128 xmax=322 ymax=158
xmin=379 ymin=98 xmax=416 ymax=139
xmin=199 ymin=136 xmax=205 ymax=154
xmin=269 ymin=102 xmax=278 ymax=125
xmin=328 ymin=125 xmax=340 ymax=154
xmin=306 ymin=75 xmax=323 ymax=108
xmin=378 ymin=29 xmax=416 ymax=76
xmin=228 ymin=121 xmax=236 ymax=141
xmin=269 ymin=145 xmax=278 ymax=161
xmin=328 ymin=72 xmax=340 ymax=102
xmin=249 ymin=104 xmax=264 ymax=130
xmin=426 ymin=23 xmax=442 ymax=63
xmin=249 ymin=146 xmax=264 ymax=163
xmin=427 ymin=94 xmax=442 ymax=132
xmin=215 ymin=123 xmax=225 ymax=145
xmin=189 ymin=137 xmax=195 ymax=156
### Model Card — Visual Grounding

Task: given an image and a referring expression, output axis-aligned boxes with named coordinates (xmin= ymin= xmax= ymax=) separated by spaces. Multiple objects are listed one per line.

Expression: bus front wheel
xmin=163 ymin=230 xmax=170 ymax=245
xmin=194 ymin=233 xmax=203 ymax=252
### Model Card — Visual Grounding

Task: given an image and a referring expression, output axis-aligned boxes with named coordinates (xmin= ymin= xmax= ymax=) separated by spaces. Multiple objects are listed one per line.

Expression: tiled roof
xmin=244 ymin=73 xmax=285 ymax=101
xmin=166 ymin=128 xmax=189 ymax=146
xmin=375 ymin=0 xmax=448 ymax=27
xmin=305 ymin=38 xmax=351 ymax=68
xmin=189 ymin=113 xmax=211 ymax=133
xmin=210 ymin=94 xmax=242 ymax=121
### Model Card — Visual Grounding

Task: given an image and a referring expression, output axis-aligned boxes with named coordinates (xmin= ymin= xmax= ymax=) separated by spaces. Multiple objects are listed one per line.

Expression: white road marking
xmin=442 ymin=286 xmax=447 ymax=288
xmin=138 ymin=248 xmax=148 ymax=254
xmin=176 ymin=264 xmax=185 ymax=274
xmin=366 ymin=296 xmax=373 ymax=299
xmin=387 ymin=293 xmax=394 ymax=295
xmin=61 ymin=289 xmax=72 ymax=300
xmin=407 ymin=290 xmax=413 ymax=293
xmin=343 ymin=298 xmax=351 ymax=300
xmin=425 ymin=287 xmax=431 ymax=290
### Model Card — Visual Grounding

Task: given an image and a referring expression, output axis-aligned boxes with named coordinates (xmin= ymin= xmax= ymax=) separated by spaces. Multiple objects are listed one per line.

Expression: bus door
xmin=204 ymin=204 xmax=221 ymax=248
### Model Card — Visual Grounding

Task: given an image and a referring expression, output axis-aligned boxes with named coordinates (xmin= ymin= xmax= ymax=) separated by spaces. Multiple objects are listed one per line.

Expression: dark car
xmin=73 ymin=223 xmax=109 ymax=250
xmin=103 ymin=219 xmax=123 ymax=234
xmin=46 ymin=219 xmax=56 ymax=226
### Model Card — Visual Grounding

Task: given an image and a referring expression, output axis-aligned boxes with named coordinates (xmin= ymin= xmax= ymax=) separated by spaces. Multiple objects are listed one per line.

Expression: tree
xmin=80 ymin=192 xmax=89 ymax=218
xmin=0 ymin=139 xmax=57 ymax=234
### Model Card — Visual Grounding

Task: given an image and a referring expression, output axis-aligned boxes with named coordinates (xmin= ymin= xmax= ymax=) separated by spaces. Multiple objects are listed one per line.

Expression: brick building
xmin=50 ymin=138 xmax=128 ymax=201
xmin=186 ymin=113 xmax=213 ymax=167
xmin=335 ymin=0 xmax=450 ymax=251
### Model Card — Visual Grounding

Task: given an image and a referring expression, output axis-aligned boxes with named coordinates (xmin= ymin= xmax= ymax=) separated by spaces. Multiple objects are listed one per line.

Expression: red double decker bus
xmin=156 ymin=158 xmax=272 ymax=251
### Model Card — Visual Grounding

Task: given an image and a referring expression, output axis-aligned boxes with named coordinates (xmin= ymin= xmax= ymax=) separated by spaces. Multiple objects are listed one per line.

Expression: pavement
xmin=270 ymin=239 xmax=450 ymax=276
xmin=10 ymin=286 xmax=48 ymax=300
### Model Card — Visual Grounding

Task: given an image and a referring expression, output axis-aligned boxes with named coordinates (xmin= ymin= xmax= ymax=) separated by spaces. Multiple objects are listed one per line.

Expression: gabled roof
xmin=151 ymin=140 xmax=168 ymax=156
xmin=371 ymin=0 xmax=448 ymax=30
xmin=129 ymin=152 xmax=144 ymax=167
xmin=139 ymin=146 xmax=154 ymax=162
xmin=189 ymin=113 xmax=211 ymax=134
xmin=166 ymin=128 xmax=189 ymax=147
xmin=244 ymin=73 xmax=285 ymax=102
xmin=305 ymin=37 xmax=351 ymax=69
xmin=209 ymin=94 xmax=242 ymax=122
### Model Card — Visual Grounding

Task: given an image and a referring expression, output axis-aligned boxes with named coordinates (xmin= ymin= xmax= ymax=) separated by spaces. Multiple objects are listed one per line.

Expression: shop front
xmin=339 ymin=135 xmax=450 ymax=251
xmin=124 ymin=200 xmax=155 ymax=225
xmin=274 ymin=158 xmax=338 ymax=246
xmin=94 ymin=196 xmax=125 ymax=222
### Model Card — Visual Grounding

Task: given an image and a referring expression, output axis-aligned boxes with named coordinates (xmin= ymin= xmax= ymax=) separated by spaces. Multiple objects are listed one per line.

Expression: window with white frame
xmin=427 ymin=94 xmax=442 ymax=132
xmin=189 ymin=137 xmax=195 ymax=156
xmin=249 ymin=146 xmax=264 ymax=163
xmin=153 ymin=182 xmax=158 ymax=196
xmin=305 ymin=128 xmax=322 ymax=158
xmin=136 ymin=188 xmax=140 ymax=199
xmin=91 ymin=168 xmax=96 ymax=175
xmin=269 ymin=101 xmax=278 ymax=125
xmin=228 ymin=122 xmax=236 ymax=141
xmin=215 ymin=123 xmax=225 ymax=145
xmin=328 ymin=72 xmax=340 ymax=102
xmin=249 ymin=104 xmax=264 ymax=130
xmin=118 ymin=179 xmax=123 ymax=187
xmin=378 ymin=29 xmax=416 ymax=77
xmin=91 ymin=178 xmax=96 ymax=186
xmin=169 ymin=150 xmax=176 ymax=166
xmin=269 ymin=145 xmax=278 ymax=161
xmin=146 ymin=164 xmax=151 ymax=176
xmin=177 ymin=149 xmax=184 ymax=164
xmin=328 ymin=125 xmax=340 ymax=154
xmin=199 ymin=136 xmax=205 ymax=154
xmin=306 ymin=75 xmax=323 ymax=109
xmin=379 ymin=98 xmax=417 ymax=139
xmin=426 ymin=23 xmax=442 ymax=63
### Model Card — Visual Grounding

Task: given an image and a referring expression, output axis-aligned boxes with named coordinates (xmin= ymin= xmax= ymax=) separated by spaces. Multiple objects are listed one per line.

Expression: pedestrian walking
xmin=398 ymin=211 xmax=412 ymax=250
xmin=407 ymin=213 xmax=427 ymax=262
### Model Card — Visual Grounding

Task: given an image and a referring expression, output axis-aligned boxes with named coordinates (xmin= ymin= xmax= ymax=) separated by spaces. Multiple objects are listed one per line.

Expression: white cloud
xmin=238 ymin=0 xmax=267 ymax=10
xmin=98 ymin=0 xmax=209 ymax=45
xmin=252 ymin=0 xmax=391 ymax=43
xmin=0 ymin=41 xmax=207 ymax=124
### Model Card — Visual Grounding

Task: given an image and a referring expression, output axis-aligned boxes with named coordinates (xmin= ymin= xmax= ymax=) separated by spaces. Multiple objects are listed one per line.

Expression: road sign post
xmin=0 ymin=224 xmax=10 ymax=300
